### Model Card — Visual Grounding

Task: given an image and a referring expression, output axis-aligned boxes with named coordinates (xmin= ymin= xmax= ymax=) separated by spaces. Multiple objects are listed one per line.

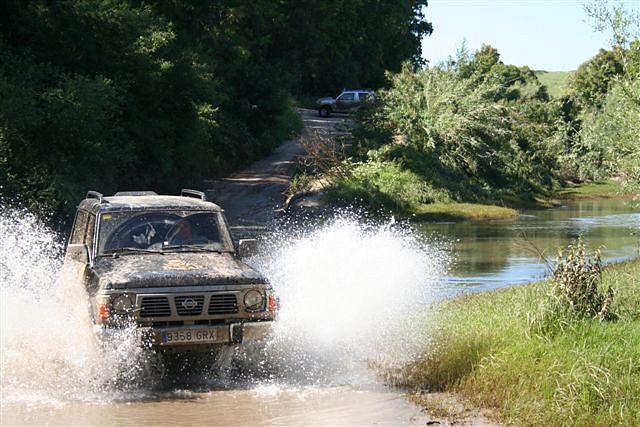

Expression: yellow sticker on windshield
xmin=102 ymin=213 xmax=113 ymax=220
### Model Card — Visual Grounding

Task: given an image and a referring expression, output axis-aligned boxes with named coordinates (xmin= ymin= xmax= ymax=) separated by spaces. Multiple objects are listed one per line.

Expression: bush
xmin=349 ymin=58 xmax=560 ymax=206
xmin=529 ymin=238 xmax=615 ymax=338
xmin=326 ymin=160 xmax=451 ymax=213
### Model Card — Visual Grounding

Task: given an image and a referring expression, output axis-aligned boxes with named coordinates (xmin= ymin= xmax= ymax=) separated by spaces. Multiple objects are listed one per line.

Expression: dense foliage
xmin=556 ymin=40 xmax=638 ymax=186
xmin=556 ymin=2 xmax=639 ymax=194
xmin=0 ymin=0 xmax=431 ymax=222
xmin=329 ymin=45 xmax=562 ymax=212
xmin=250 ymin=0 xmax=432 ymax=96
xmin=568 ymin=43 xmax=640 ymax=191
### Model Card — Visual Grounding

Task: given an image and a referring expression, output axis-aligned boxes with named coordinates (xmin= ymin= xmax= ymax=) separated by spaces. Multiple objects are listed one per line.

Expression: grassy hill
xmin=535 ymin=70 xmax=572 ymax=98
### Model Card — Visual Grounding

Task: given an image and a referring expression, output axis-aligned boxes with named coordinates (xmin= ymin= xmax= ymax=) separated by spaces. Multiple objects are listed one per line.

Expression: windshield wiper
xmin=103 ymin=247 xmax=165 ymax=256
xmin=162 ymin=244 xmax=226 ymax=253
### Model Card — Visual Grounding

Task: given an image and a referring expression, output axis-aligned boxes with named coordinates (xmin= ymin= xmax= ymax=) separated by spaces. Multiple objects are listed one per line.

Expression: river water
xmin=1 ymin=199 xmax=638 ymax=426
xmin=419 ymin=199 xmax=639 ymax=295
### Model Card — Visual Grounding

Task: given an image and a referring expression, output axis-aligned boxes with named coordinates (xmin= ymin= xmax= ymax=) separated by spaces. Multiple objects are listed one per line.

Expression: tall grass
xmin=400 ymin=258 xmax=640 ymax=426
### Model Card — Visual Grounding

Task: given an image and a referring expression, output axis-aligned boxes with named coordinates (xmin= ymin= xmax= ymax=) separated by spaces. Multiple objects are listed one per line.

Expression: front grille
xmin=175 ymin=295 xmax=204 ymax=316
xmin=140 ymin=296 xmax=171 ymax=317
xmin=208 ymin=294 xmax=238 ymax=314
xmin=137 ymin=293 xmax=239 ymax=319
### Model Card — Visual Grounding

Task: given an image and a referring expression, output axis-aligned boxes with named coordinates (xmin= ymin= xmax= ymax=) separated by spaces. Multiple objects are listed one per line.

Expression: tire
xmin=318 ymin=106 xmax=331 ymax=118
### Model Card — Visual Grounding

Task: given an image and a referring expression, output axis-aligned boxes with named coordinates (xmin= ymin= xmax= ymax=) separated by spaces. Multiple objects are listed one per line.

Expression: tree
xmin=0 ymin=0 xmax=432 ymax=222
xmin=568 ymin=48 xmax=625 ymax=109
xmin=580 ymin=1 xmax=640 ymax=196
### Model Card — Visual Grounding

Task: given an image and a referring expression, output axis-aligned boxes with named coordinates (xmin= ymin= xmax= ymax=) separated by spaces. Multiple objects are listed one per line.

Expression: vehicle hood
xmin=316 ymin=97 xmax=336 ymax=104
xmin=92 ymin=252 xmax=266 ymax=289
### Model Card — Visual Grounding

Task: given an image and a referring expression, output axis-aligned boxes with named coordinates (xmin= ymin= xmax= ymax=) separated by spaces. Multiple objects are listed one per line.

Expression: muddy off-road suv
xmin=64 ymin=189 xmax=276 ymax=351
xmin=316 ymin=89 xmax=374 ymax=117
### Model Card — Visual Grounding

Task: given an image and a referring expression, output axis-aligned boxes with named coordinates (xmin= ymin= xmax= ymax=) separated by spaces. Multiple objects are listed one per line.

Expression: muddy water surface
xmin=2 ymin=385 xmax=428 ymax=426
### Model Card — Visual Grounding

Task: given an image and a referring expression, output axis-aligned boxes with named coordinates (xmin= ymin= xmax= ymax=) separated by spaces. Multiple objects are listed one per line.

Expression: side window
xmin=85 ymin=214 xmax=96 ymax=249
xmin=338 ymin=92 xmax=355 ymax=101
xmin=70 ymin=211 xmax=89 ymax=244
xmin=358 ymin=92 xmax=370 ymax=101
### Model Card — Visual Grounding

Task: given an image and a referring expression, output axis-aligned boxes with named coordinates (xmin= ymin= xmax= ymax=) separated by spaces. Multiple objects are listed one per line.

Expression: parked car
xmin=316 ymin=89 xmax=374 ymax=117
xmin=63 ymin=189 xmax=276 ymax=352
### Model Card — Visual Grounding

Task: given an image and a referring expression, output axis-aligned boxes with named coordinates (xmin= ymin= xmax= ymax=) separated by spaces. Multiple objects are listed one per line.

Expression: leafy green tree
xmin=0 ymin=0 xmax=432 ymax=222
xmin=577 ymin=42 xmax=640 ymax=194
xmin=286 ymin=0 xmax=432 ymax=96
xmin=452 ymin=44 xmax=548 ymax=102
xmin=568 ymin=48 xmax=625 ymax=109
xmin=570 ymin=1 xmax=640 ymax=195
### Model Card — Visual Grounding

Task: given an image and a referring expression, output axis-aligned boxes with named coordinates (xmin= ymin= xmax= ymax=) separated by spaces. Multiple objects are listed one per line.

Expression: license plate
xmin=161 ymin=328 xmax=226 ymax=345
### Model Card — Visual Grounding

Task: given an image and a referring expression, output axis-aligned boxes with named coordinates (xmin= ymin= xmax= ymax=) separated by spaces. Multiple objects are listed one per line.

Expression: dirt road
xmin=204 ymin=108 xmax=347 ymax=226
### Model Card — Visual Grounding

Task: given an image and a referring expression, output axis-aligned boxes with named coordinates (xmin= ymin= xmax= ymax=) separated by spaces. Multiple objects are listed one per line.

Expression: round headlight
xmin=112 ymin=294 xmax=133 ymax=314
xmin=244 ymin=289 xmax=264 ymax=311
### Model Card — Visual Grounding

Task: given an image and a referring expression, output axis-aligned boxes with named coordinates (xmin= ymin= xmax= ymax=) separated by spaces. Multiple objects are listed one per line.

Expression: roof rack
xmin=86 ymin=191 xmax=104 ymax=203
xmin=113 ymin=191 xmax=158 ymax=196
xmin=181 ymin=189 xmax=207 ymax=201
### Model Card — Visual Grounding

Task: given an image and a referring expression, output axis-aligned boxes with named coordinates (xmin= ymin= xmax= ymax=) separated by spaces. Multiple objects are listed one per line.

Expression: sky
xmin=421 ymin=0 xmax=639 ymax=71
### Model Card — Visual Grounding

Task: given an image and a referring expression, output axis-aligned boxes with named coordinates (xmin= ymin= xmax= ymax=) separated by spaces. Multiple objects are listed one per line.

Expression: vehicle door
xmin=334 ymin=92 xmax=356 ymax=113
xmin=357 ymin=92 xmax=372 ymax=109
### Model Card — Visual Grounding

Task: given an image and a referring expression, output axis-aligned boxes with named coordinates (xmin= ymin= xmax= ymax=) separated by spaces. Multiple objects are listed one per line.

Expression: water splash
xmin=247 ymin=215 xmax=447 ymax=384
xmin=0 ymin=207 xmax=157 ymax=404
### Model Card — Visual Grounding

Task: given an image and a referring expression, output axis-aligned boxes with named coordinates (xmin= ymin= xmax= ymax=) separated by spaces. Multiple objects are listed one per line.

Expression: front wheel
xmin=318 ymin=106 xmax=331 ymax=117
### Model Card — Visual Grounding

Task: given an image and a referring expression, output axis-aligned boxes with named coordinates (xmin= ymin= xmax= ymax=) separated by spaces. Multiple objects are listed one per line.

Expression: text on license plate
xmin=162 ymin=328 xmax=222 ymax=344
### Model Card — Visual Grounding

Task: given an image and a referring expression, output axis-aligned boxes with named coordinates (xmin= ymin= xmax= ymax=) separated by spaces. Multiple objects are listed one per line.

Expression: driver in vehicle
xmin=165 ymin=214 xmax=219 ymax=245
xmin=166 ymin=218 xmax=194 ymax=244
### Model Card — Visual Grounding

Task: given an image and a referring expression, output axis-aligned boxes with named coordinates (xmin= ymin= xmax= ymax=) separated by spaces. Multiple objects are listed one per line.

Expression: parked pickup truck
xmin=316 ymin=89 xmax=374 ymax=117
xmin=63 ymin=189 xmax=276 ymax=352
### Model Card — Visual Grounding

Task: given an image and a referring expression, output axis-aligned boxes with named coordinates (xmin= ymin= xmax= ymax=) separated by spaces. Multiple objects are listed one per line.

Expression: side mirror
xmin=65 ymin=243 xmax=90 ymax=264
xmin=237 ymin=239 xmax=258 ymax=258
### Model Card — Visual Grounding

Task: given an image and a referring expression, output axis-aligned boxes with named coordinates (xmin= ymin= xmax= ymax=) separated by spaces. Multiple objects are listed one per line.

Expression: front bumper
xmin=94 ymin=321 xmax=274 ymax=348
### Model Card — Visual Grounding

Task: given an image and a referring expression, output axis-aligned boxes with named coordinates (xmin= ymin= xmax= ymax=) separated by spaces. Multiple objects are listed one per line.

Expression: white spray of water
xmin=0 ymin=208 xmax=155 ymax=404
xmin=250 ymin=216 xmax=447 ymax=384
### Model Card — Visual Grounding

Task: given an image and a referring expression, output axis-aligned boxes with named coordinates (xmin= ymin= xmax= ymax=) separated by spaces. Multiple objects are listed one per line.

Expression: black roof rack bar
xmin=86 ymin=191 xmax=104 ymax=203
xmin=181 ymin=189 xmax=206 ymax=201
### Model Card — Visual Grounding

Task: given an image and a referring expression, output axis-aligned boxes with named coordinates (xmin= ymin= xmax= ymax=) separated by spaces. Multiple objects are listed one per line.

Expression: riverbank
xmin=410 ymin=179 xmax=634 ymax=221
xmin=554 ymin=180 xmax=636 ymax=201
xmin=398 ymin=258 xmax=640 ymax=426
xmin=306 ymin=179 xmax=635 ymax=222
xmin=411 ymin=202 xmax=517 ymax=221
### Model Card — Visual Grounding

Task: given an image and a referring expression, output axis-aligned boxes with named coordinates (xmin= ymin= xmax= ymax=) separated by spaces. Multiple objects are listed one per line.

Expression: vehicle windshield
xmin=97 ymin=210 xmax=233 ymax=255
